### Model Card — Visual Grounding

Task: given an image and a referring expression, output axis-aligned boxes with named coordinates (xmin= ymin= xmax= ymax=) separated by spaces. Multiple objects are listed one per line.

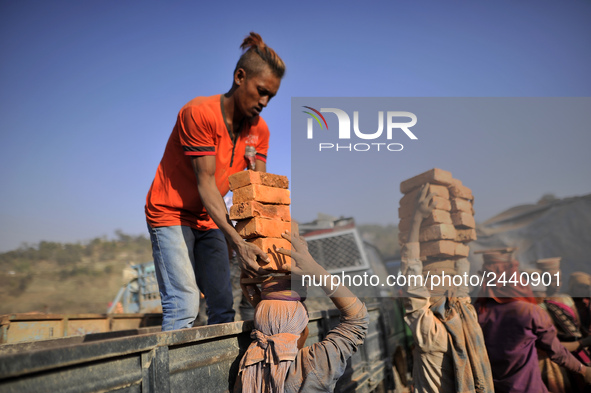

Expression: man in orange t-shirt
xmin=145 ymin=32 xmax=285 ymax=330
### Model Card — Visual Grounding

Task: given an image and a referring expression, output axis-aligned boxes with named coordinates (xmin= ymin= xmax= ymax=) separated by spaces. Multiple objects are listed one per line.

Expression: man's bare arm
xmin=254 ymin=159 xmax=266 ymax=172
xmin=191 ymin=155 xmax=268 ymax=276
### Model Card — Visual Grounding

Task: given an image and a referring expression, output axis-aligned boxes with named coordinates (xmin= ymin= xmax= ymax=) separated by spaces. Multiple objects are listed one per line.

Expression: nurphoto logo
xmin=302 ymin=106 xmax=418 ymax=152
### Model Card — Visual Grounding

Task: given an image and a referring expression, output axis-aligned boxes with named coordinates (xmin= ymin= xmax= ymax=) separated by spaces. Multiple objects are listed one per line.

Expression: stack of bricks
xmin=228 ymin=170 xmax=292 ymax=272
xmin=398 ymin=168 xmax=476 ymax=274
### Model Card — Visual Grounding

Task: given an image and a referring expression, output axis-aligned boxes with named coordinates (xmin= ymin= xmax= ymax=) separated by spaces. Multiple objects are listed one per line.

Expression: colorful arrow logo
xmin=302 ymin=106 xmax=328 ymax=130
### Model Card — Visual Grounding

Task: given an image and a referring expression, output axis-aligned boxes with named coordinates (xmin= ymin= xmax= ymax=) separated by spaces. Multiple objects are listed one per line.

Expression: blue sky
xmin=1 ymin=1 xmax=590 ymax=252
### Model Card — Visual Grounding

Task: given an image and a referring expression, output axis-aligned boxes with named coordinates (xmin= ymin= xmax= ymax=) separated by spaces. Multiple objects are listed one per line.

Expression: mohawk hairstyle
xmin=234 ymin=32 xmax=285 ymax=79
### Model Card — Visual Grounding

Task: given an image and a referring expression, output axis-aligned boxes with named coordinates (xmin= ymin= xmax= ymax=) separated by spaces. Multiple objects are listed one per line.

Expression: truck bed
xmin=0 ymin=313 xmax=162 ymax=345
xmin=0 ymin=304 xmax=391 ymax=393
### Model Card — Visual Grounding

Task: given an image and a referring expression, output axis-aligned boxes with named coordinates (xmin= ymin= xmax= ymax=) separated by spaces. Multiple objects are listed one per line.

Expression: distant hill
xmin=0 ymin=224 xmax=402 ymax=315
xmin=470 ymin=193 xmax=591 ymax=282
xmin=0 ymin=231 xmax=152 ymax=314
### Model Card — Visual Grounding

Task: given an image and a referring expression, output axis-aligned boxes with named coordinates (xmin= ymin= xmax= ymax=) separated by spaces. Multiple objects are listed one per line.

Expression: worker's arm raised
xmin=277 ymin=231 xmax=359 ymax=311
xmin=401 ymin=184 xmax=449 ymax=353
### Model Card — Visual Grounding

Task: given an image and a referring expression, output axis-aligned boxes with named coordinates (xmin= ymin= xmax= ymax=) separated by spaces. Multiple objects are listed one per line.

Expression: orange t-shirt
xmin=145 ymin=94 xmax=269 ymax=230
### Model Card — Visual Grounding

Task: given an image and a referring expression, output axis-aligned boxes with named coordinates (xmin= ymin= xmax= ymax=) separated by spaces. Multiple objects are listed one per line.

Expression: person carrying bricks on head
xmin=234 ymin=231 xmax=369 ymax=393
xmin=476 ymin=251 xmax=591 ymax=393
xmin=536 ymin=258 xmax=591 ymax=392
xmin=401 ymin=184 xmax=494 ymax=393
xmin=569 ymin=272 xmax=591 ymax=337
xmin=145 ymin=32 xmax=284 ymax=329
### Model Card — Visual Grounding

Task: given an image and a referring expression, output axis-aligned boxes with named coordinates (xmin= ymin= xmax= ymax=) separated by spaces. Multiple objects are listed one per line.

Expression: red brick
xmin=230 ymin=201 xmax=291 ymax=221
xmin=400 ymin=184 xmax=450 ymax=204
xmin=425 ymin=210 xmax=453 ymax=225
xmin=456 ymin=228 xmax=477 ymax=243
xmin=399 ymin=223 xmax=457 ymax=243
xmin=455 ymin=243 xmax=470 ymax=257
xmin=422 ymin=259 xmax=457 ymax=275
xmin=449 ymin=184 xmax=473 ymax=200
xmin=399 ymin=196 xmax=451 ymax=219
xmin=423 ymin=259 xmax=456 ymax=269
xmin=451 ymin=198 xmax=473 ymax=213
xmin=420 ymin=224 xmax=457 ymax=242
xmin=430 ymin=197 xmax=452 ymax=211
xmin=420 ymin=240 xmax=469 ymax=259
xmin=450 ymin=178 xmax=462 ymax=187
xmin=235 ymin=217 xmax=291 ymax=239
xmin=248 ymin=237 xmax=292 ymax=272
xmin=232 ymin=184 xmax=290 ymax=205
xmin=452 ymin=212 xmax=476 ymax=229
xmin=399 ymin=184 xmax=451 ymax=218
xmin=228 ymin=170 xmax=289 ymax=191
xmin=420 ymin=240 xmax=455 ymax=258
xmin=400 ymin=168 xmax=453 ymax=194
xmin=399 ymin=210 xmax=452 ymax=233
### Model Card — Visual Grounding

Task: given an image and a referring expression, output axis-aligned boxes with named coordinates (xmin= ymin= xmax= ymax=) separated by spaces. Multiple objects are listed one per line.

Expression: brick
xmin=400 ymin=184 xmax=450 ymax=205
xmin=232 ymin=184 xmax=290 ymax=205
xmin=235 ymin=217 xmax=292 ymax=239
xmin=400 ymin=168 xmax=453 ymax=194
xmin=449 ymin=184 xmax=473 ymax=200
xmin=229 ymin=170 xmax=289 ymax=191
xmin=399 ymin=185 xmax=451 ymax=219
xmin=422 ymin=259 xmax=457 ymax=275
xmin=248 ymin=237 xmax=292 ymax=272
xmin=431 ymin=197 xmax=452 ymax=211
xmin=451 ymin=198 xmax=473 ymax=213
xmin=423 ymin=259 xmax=456 ymax=270
xmin=456 ymin=243 xmax=470 ymax=257
xmin=420 ymin=240 xmax=470 ymax=259
xmin=425 ymin=210 xmax=453 ymax=225
xmin=230 ymin=201 xmax=291 ymax=221
xmin=456 ymin=228 xmax=477 ymax=243
xmin=452 ymin=212 xmax=476 ymax=229
xmin=399 ymin=223 xmax=457 ymax=243
xmin=399 ymin=196 xmax=451 ymax=219
xmin=399 ymin=210 xmax=452 ymax=233
xmin=420 ymin=224 xmax=457 ymax=242
xmin=421 ymin=240 xmax=455 ymax=258
xmin=450 ymin=178 xmax=462 ymax=187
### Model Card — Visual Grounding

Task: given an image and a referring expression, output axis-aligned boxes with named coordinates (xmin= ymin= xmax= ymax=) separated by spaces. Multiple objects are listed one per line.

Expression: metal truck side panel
xmin=0 ymin=306 xmax=389 ymax=393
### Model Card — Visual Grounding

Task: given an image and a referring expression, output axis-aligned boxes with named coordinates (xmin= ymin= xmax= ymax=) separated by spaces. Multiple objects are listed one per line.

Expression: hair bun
xmin=234 ymin=32 xmax=285 ymax=79
xmin=240 ymin=32 xmax=265 ymax=52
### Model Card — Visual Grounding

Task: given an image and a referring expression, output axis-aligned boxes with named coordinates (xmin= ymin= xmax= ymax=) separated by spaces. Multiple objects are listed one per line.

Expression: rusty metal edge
xmin=0 ymin=305 xmax=379 ymax=380
xmin=0 ymin=313 xmax=162 ymax=322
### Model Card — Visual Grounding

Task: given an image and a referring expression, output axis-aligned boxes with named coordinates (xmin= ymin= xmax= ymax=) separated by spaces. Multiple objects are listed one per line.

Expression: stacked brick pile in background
xmin=228 ymin=170 xmax=292 ymax=272
xmin=398 ymin=168 xmax=476 ymax=274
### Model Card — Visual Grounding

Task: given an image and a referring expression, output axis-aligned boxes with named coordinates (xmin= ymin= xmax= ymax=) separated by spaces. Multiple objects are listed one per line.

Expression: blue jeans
xmin=147 ymin=224 xmax=235 ymax=330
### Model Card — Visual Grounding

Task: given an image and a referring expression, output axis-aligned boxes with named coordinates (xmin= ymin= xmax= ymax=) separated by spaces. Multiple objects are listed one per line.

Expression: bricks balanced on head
xmin=229 ymin=170 xmax=294 ymax=272
xmin=398 ymin=168 xmax=477 ymax=275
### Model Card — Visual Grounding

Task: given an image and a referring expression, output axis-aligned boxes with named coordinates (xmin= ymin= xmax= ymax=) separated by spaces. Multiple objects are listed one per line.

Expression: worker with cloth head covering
xmin=569 ymin=272 xmax=591 ymax=337
xmin=536 ymin=258 xmax=591 ymax=392
xmin=477 ymin=250 xmax=591 ymax=393
xmin=234 ymin=230 xmax=369 ymax=393
xmin=401 ymin=184 xmax=495 ymax=393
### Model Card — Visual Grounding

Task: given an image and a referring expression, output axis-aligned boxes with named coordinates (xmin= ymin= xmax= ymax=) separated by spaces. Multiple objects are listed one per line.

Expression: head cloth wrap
xmin=238 ymin=300 xmax=309 ymax=393
xmin=477 ymin=251 xmax=536 ymax=305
